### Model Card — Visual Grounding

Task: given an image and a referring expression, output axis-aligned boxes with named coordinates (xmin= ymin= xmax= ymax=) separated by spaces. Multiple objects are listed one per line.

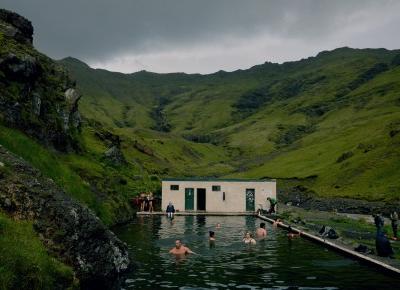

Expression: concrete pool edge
xmin=257 ymin=213 xmax=400 ymax=276
xmin=136 ymin=211 xmax=257 ymax=216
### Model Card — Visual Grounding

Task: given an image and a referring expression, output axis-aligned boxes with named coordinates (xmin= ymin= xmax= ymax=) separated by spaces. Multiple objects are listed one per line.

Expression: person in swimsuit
xmin=169 ymin=239 xmax=195 ymax=255
xmin=209 ymin=231 xmax=216 ymax=242
xmin=140 ymin=192 xmax=146 ymax=211
xmin=287 ymin=226 xmax=301 ymax=239
xmin=243 ymin=232 xmax=257 ymax=245
xmin=256 ymin=223 xmax=267 ymax=238
xmin=272 ymin=219 xmax=281 ymax=228
xmin=148 ymin=192 xmax=154 ymax=212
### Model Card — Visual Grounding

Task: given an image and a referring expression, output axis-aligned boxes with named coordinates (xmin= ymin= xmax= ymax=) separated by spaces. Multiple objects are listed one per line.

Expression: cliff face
xmin=0 ymin=9 xmax=81 ymax=151
xmin=0 ymin=9 xmax=131 ymax=288
xmin=0 ymin=145 xmax=130 ymax=288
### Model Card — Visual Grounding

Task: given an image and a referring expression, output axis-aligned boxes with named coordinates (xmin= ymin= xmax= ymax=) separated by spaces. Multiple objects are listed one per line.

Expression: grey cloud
xmin=1 ymin=0 xmax=399 ymax=73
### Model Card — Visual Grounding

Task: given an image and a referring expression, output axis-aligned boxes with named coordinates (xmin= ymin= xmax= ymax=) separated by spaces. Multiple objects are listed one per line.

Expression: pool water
xmin=114 ymin=215 xmax=398 ymax=289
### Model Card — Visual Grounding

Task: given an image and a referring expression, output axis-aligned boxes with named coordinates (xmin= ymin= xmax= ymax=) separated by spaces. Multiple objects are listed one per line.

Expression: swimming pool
xmin=114 ymin=215 xmax=398 ymax=289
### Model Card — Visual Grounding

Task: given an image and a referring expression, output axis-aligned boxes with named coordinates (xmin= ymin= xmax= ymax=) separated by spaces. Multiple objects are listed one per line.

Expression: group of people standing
xmin=138 ymin=192 xmax=154 ymax=212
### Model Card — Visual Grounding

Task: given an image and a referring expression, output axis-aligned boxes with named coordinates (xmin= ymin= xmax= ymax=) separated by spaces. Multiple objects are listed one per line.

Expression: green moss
xmin=0 ymin=211 xmax=75 ymax=290
xmin=0 ymin=124 xmax=114 ymax=223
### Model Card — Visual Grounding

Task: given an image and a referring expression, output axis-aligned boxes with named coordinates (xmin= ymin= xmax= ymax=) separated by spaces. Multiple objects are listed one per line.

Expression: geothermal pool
xmin=114 ymin=215 xmax=398 ymax=289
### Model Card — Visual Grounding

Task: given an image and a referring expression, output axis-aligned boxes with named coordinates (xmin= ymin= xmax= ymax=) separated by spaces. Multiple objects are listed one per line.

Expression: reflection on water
xmin=114 ymin=216 xmax=397 ymax=289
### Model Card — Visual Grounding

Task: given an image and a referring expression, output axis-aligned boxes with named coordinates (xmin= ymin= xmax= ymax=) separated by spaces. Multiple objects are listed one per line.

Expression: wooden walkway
xmin=257 ymin=213 xmax=400 ymax=275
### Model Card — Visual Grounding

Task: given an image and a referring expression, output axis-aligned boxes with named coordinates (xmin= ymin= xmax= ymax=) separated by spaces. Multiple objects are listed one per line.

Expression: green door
xmin=245 ymin=189 xmax=255 ymax=212
xmin=185 ymin=188 xmax=194 ymax=210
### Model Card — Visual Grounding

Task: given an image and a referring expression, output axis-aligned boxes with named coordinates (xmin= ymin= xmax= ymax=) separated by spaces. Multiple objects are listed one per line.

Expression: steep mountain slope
xmin=62 ymin=47 xmax=400 ymax=202
xmin=0 ymin=9 xmax=131 ymax=289
xmin=0 ymin=11 xmax=159 ymax=226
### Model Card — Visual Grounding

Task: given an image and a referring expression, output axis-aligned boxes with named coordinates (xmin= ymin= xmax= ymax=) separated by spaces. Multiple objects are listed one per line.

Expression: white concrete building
xmin=161 ymin=178 xmax=276 ymax=213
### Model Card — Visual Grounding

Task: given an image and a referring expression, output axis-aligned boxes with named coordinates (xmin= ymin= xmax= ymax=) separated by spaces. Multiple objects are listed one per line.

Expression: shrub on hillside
xmin=274 ymin=124 xmax=316 ymax=147
xmin=391 ymin=54 xmax=400 ymax=66
xmin=337 ymin=151 xmax=354 ymax=163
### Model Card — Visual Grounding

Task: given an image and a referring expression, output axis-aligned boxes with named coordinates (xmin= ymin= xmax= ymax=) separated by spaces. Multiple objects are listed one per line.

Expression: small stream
xmin=114 ymin=215 xmax=398 ymax=289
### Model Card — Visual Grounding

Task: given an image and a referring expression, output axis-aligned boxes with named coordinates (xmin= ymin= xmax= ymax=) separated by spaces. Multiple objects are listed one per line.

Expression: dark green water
xmin=114 ymin=215 xmax=398 ymax=289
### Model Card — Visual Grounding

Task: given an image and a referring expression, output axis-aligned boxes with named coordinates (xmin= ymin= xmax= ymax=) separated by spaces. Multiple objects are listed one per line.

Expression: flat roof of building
xmin=162 ymin=178 xmax=276 ymax=182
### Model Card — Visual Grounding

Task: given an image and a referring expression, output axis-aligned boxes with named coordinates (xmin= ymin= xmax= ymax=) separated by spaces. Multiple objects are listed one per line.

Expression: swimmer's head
xmin=260 ymin=223 xmax=265 ymax=228
xmin=245 ymin=232 xmax=252 ymax=238
xmin=175 ymin=239 xmax=182 ymax=248
xmin=209 ymin=231 xmax=215 ymax=238
xmin=216 ymin=223 xmax=221 ymax=228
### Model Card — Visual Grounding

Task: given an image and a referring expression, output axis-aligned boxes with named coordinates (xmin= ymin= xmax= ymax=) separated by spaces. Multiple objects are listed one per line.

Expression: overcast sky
xmin=2 ymin=0 xmax=400 ymax=74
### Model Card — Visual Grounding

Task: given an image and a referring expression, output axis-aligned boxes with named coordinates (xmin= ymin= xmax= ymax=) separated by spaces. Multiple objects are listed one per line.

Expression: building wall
xmin=161 ymin=180 xmax=276 ymax=212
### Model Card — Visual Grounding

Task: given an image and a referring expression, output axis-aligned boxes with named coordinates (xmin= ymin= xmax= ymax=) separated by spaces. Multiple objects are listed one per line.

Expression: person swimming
xmin=216 ymin=223 xmax=221 ymax=229
xmin=169 ymin=239 xmax=195 ymax=255
xmin=287 ymin=226 xmax=301 ymax=239
xmin=209 ymin=231 xmax=216 ymax=242
xmin=256 ymin=223 xmax=267 ymax=238
xmin=243 ymin=232 xmax=257 ymax=245
xmin=273 ymin=219 xmax=282 ymax=228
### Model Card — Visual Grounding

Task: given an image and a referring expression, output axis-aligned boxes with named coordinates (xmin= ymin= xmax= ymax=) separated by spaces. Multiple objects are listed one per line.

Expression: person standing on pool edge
xmin=373 ymin=212 xmax=385 ymax=232
xmin=148 ymin=192 xmax=154 ymax=212
xmin=390 ymin=211 xmax=398 ymax=240
xmin=267 ymin=197 xmax=277 ymax=214
xmin=139 ymin=192 xmax=146 ymax=211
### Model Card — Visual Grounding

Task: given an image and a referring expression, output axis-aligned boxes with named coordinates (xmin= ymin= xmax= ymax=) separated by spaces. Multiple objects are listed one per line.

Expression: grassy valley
xmin=60 ymin=47 xmax=400 ymax=202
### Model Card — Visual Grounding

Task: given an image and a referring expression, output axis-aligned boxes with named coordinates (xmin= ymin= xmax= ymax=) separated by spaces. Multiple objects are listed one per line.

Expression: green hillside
xmin=61 ymin=47 xmax=400 ymax=202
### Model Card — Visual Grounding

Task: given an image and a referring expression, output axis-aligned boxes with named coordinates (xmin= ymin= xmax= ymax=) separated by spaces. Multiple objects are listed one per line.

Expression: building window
xmin=170 ymin=185 xmax=179 ymax=191
xmin=212 ymin=185 xmax=221 ymax=191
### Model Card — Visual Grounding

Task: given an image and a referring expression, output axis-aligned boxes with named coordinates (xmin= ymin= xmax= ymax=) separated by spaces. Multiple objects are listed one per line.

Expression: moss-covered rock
xmin=0 ymin=8 xmax=81 ymax=152
xmin=0 ymin=145 xmax=130 ymax=288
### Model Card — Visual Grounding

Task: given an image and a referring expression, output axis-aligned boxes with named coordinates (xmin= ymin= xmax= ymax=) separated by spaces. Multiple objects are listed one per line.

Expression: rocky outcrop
xmin=104 ymin=145 xmax=127 ymax=165
xmin=94 ymin=129 xmax=127 ymax=165
xmin=0 ymin=8 xmax=81 ymax=152
xmin=0 ymin=9 xmax=33 ymax=44
xmin=0 ymin=145 xmax=130 ymax=288
xmin=133 ymin=140 xmax=154 ymax=156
